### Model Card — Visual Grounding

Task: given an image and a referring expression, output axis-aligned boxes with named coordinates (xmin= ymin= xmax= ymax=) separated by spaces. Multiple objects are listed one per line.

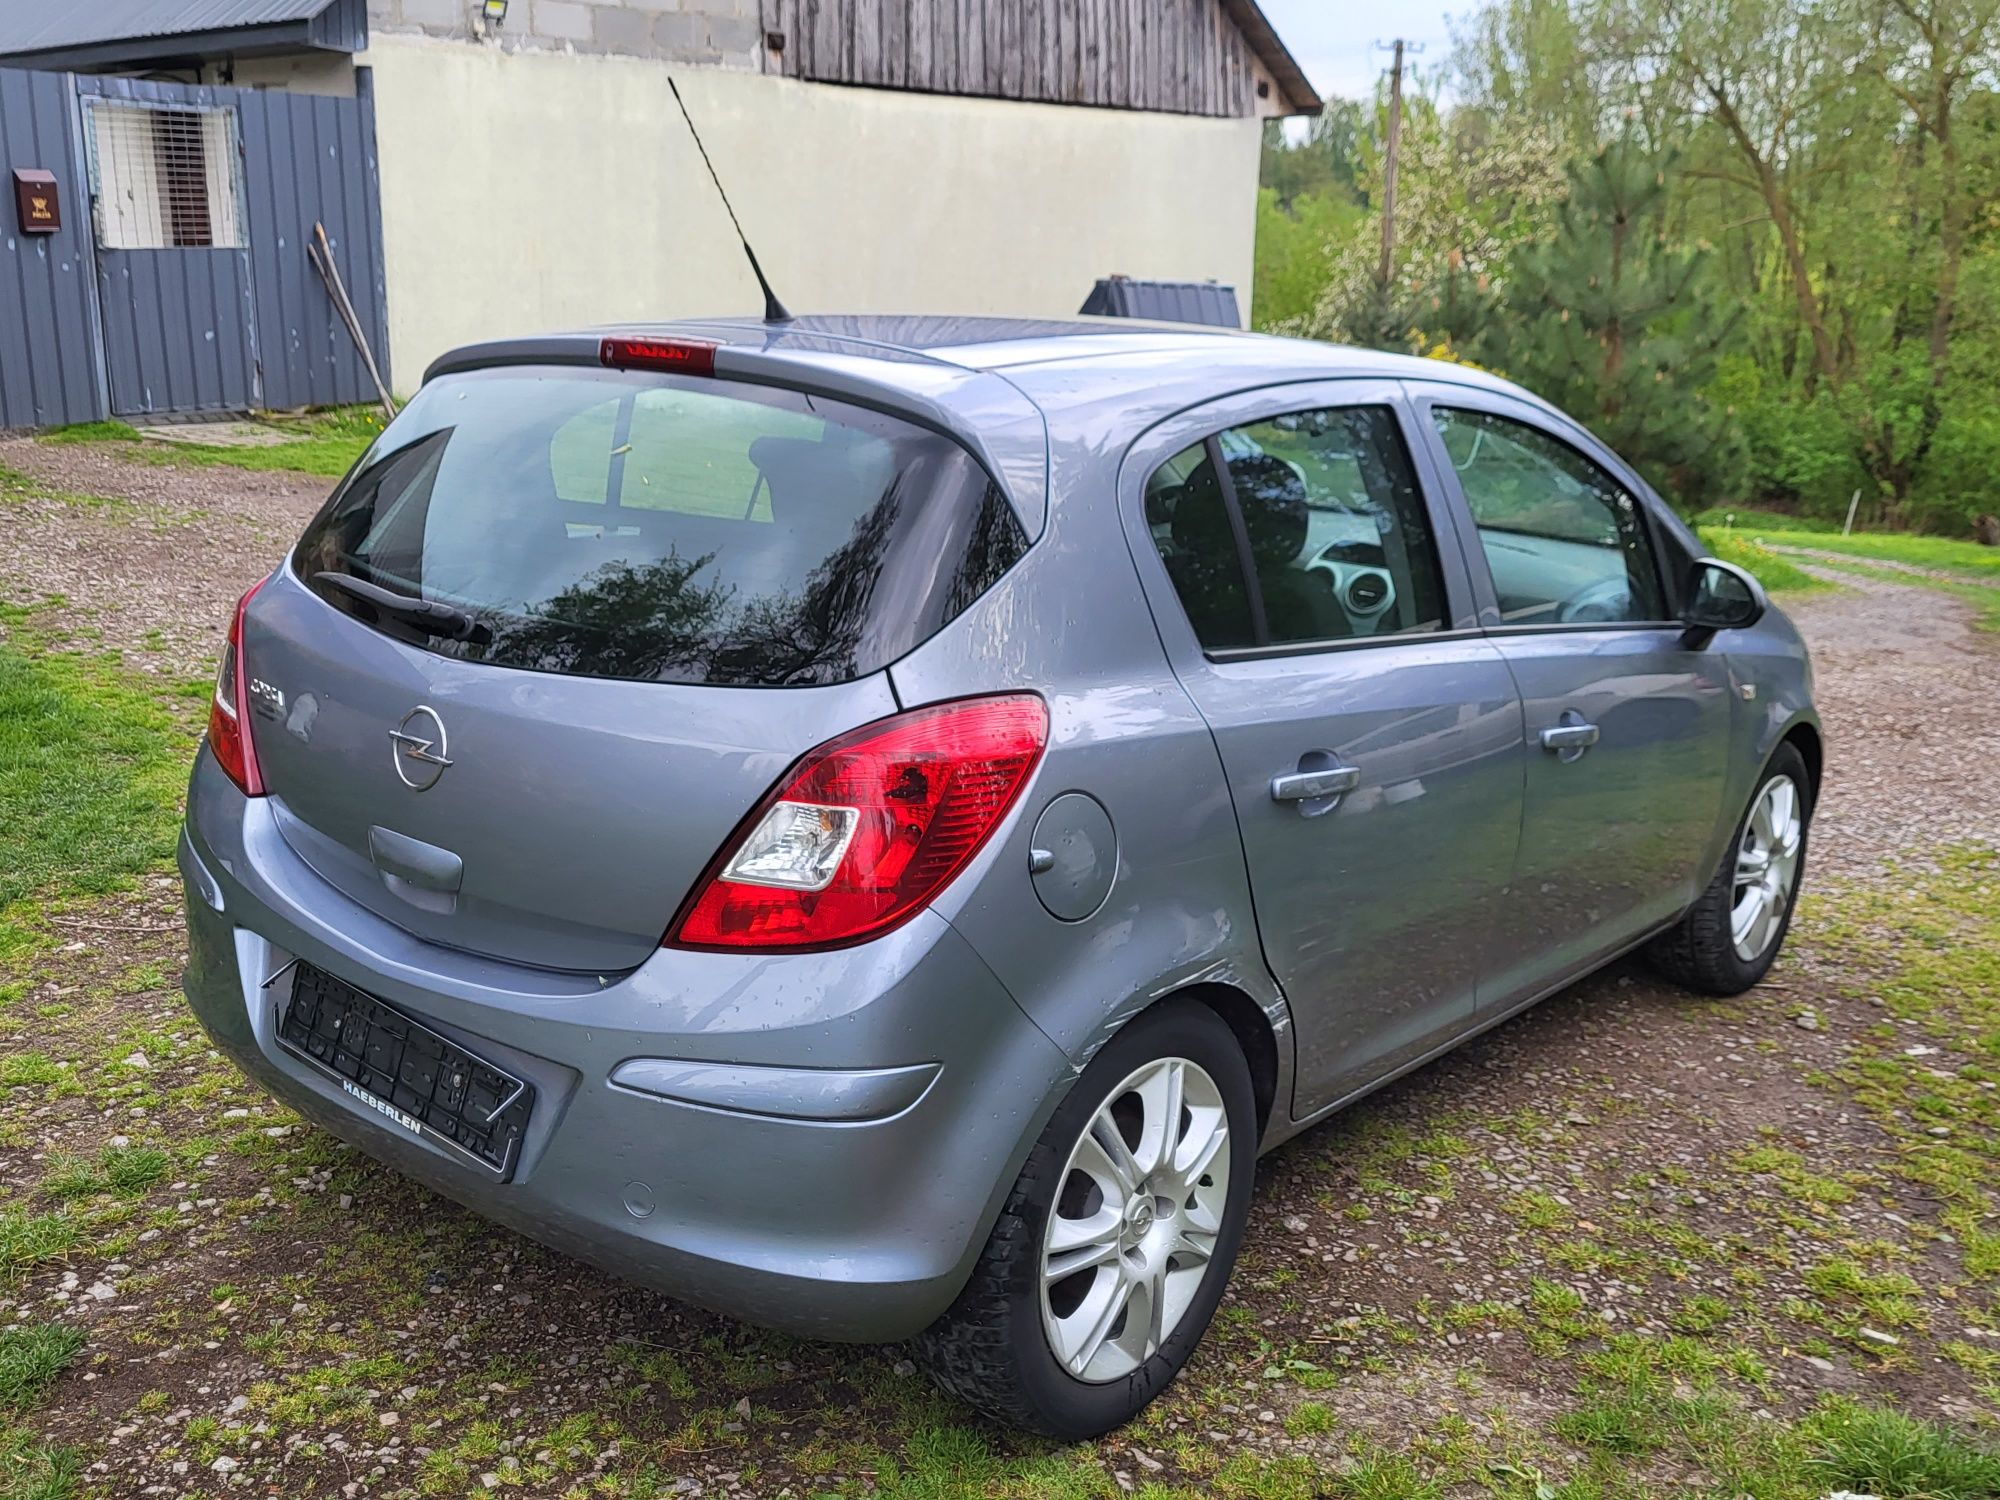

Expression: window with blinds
xmin=88 ymin=102 xmax=244 ymax=251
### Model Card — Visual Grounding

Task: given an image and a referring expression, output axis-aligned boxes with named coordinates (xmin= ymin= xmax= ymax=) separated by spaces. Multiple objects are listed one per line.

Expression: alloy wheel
xmin=1732 ymin=773 xmax=1804 ymax=961
xmin=1039 ymin=1057 xmax=1231 ymax=1383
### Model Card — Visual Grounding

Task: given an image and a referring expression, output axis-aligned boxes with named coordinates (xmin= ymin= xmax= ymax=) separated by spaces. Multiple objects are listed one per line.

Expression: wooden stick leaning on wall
xmin=309 ymin=221 xmax=397 ymax=423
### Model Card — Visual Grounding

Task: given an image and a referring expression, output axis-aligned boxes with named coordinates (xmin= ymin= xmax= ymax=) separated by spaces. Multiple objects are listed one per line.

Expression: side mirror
xmin=1680 ymin=557 xmax=1766 ymax=648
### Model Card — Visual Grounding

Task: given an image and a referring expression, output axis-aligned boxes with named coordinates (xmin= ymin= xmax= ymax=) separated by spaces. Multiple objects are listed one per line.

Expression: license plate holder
xmin=276 ymin=962 xmax=533 ymax=1178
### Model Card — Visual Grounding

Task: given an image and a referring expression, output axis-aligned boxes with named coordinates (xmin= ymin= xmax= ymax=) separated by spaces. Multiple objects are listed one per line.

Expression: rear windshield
xmin=293 ymin=366 xmax=1027 ymax=687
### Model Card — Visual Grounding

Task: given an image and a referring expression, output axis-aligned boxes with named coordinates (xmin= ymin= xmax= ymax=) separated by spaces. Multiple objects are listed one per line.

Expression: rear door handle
xmin=368 ymin=824 xmax=464 ymax=892
xmin=1270 ymin=765 xmax=1360 ymax=803
xmin=1539 ymin=712 xmax=1600 ymax=762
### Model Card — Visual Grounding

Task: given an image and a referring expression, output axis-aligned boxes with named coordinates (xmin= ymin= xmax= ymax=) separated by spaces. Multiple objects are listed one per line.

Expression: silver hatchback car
xmin=180 ymin=316 xmax=1819 ymax=1437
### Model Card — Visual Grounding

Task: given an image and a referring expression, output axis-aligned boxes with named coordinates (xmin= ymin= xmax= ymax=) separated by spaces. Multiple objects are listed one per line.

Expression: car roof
xmin=630 ymin=313 xmax=1536 ymax=392
xmin=429 ymin=312 xmax=1541 ymax=410
xmin=421 ymin=314 xmax=1562 ymax=535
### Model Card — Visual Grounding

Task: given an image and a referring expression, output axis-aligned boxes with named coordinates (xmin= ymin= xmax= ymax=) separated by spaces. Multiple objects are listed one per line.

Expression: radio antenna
xmin=667 ymin=77 xmax=792 ymax=324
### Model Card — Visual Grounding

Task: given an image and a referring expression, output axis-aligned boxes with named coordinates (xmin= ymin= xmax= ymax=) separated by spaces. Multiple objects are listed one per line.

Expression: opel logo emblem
xmin=1123 ymin=1197 xmax=1156 ymax=1242
xmin=387 ymin=705 xmax=453 ymax=792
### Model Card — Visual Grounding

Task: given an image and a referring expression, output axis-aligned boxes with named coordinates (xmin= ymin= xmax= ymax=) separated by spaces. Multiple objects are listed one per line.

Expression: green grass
xmin=1930 ymin=575 xmax=2000 ymax=632
xmin=1803 ymin=555 xmax=2000 ymax=632
xmin=0 ymin=1428 xmax=80 ymax=1500
xmin=40 ymin=1145 xmax=170 ymax=1203
xmin=0 ymin=1056 xmax=61 ymax=1088
xmin=1696 ymin=526 xmax=1826 ymax=594
xmin=0 ymin=610 xmax=198 ymax=959
xmin=1801 ymin=1396 xmax=2000 ymax=1498
xmin=36 ymin=421 xmax=143 ymax=446
xmin=1697 ymin=507 xmax=2000 ymax=627
xmin=0 ymin=1210 xmax=81 ymax=1282
xmin=1693 ymin=506 xmax=1830 ymax=534
xmin=0 ymin=464 xmax=128 ymax=514
xmin=0 ymin=1327 xmax=83 ymax=1411
xmin=1772 ymin=528 xmax=2000 ymax=579
xmin=1696 ymin=508 xmax=2000 ymax=580
xmin=40 ymin=407 xmax=384 ymax=478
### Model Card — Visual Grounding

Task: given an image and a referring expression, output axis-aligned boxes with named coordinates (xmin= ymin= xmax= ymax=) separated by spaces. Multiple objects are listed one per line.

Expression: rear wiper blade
xmin=314 ymin=572 xmax=489 ymax=643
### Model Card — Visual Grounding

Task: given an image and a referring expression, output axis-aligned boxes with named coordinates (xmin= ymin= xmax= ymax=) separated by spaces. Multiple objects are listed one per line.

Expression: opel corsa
xmin=180 ymin=316 xmax=1819 ymax=1436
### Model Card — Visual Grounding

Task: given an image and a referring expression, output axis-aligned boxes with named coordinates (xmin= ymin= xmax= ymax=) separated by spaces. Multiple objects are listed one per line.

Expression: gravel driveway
xmin=1779 ymin=566 xmax=1999 ymax=873
xmin=0 ymin=437 xmax=322 ymax=682
xmin=3 ymin=442 xmax=1997 ymax=1498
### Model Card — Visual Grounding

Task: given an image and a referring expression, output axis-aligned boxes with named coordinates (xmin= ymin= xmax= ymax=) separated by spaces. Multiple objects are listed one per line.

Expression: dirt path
xmin=4 ymin=449 xmax=1998 ymax=1498
xmin=1778 ymin=565 xmax=2000 ymax=874
xmin=0 ymin=437 xmax=321 ymax=681
xmin=1769 ymin=539 xmax=1993 ymax=584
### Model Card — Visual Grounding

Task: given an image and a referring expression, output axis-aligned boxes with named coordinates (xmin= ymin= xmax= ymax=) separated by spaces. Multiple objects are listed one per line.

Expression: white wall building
xmin=0 ymin=0 xmax=1319 ymax=398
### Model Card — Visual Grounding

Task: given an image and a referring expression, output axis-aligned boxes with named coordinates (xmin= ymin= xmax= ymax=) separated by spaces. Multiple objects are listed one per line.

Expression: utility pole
xmin=1376 ymin=38 xmax=1407 ymax=298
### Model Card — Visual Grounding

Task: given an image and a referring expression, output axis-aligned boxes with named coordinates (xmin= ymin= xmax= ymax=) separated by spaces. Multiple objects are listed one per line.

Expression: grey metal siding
xmin=0 ymin=65 xmax=388 ymax=425
xmin=61 ymin=70 xmax=388 ymax=418
xmin=78 ymin=77 xmax=260 ymax=413
xmin=765 ymin=0 xmax=1268 ymax=116
xmin=0 ymin=68 xmax=106 ymax=429
xmin=96 ymin=247 xmax=260 ymax=413
xmin=238 ymin=76 xmax=389 ymax=408
xmin=306 ymin=0 xmax=370 ymax=52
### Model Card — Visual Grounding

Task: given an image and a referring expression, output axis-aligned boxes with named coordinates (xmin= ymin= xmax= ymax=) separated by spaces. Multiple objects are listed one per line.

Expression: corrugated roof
xmin=0 ymin=0 xmax=338 ymax=58
xmin=1079 ymin=278 xmax=1243 ymax=330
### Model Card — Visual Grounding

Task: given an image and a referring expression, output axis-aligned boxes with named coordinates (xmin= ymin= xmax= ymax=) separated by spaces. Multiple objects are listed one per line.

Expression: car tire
xmin=915 ymin=999 xmax=1257 ymax=1439
xmin=1644 ymin=742 xmax=1813 ymax=996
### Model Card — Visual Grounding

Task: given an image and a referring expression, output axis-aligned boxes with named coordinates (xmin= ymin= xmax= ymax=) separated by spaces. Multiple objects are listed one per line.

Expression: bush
xmin=1254 ymin=188 xmax=1362 ymax=331
xmin=1909 ymin=405 xmax=2000 ymax=536
xmin=1712 ymin=370 xmax=1864 ymax=524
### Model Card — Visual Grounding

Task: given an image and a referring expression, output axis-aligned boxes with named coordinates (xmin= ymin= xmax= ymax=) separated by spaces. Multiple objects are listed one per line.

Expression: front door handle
xmin=1539 ymin=711 xmax=1600 ymax=763
xmin=1270 ymin=764 xmax=1360 ymax=803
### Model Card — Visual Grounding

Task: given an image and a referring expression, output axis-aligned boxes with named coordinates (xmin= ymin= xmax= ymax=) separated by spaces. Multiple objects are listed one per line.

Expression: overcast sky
xmin=1256 ymin=0 xmax=1464 ymax=105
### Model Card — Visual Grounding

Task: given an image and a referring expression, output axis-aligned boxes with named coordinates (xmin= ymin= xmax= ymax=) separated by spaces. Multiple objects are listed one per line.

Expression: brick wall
xmin=367 ymin=0 xmax=764 ymax=69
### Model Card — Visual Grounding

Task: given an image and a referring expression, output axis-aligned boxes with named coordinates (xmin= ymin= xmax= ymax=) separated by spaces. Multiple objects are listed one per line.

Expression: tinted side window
xmin=1144 ymin=406 xmax=1447 ymax=651
xmin=1145 ymin=440 xmax=1257 ymax=649
xmin=1433 ymin=408 xmax=1666 ymax=626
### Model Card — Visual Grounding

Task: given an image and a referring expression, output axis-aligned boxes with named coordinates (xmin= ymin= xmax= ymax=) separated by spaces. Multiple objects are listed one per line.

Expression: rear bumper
xmin=178 ymin=748 xmax=1073 ymax=1341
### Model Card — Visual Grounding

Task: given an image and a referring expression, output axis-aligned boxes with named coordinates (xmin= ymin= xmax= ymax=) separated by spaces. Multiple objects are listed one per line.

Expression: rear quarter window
xmin=293 ymin=367 xmax=1026 ymax=686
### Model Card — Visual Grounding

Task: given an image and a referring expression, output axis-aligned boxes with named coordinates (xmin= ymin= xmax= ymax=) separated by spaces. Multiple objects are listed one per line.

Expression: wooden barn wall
xmin=762 ymin=0 xmax=1263 ymax=117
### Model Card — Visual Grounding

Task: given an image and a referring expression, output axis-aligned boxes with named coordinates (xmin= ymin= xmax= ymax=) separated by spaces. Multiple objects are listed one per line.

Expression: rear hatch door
xmin=242 ymin=360 xmax=1027 ymax=973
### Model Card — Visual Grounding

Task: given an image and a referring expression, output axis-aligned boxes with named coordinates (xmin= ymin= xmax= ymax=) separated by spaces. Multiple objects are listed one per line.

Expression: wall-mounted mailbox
xmin=12 ymin=168 xmax=59 ymax=234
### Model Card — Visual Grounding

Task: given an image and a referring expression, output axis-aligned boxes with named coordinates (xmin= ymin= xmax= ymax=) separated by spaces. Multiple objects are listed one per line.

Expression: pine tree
xmin=1474 ymin=137 xmax=1743 ymax=509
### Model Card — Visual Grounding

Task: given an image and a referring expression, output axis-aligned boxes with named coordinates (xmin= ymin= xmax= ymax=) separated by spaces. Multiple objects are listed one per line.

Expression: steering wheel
xmin=1558 ymin=578 xmax=1635 ymax=624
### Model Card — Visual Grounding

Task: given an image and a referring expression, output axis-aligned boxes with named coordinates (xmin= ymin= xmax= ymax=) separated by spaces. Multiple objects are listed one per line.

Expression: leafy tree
xmin=1256 ymin=0 xmax=2000 ymax=533
xmin=1298 ymin=91 xmax=1567 ymax=347
xmin=1555 ymin=0 xmax=2000 ymax=523
xmin=1253 ymin=107 xmax=1369 ymax=330
xmin=1257 ymin=103 xmax=1368 ymax=209
xmin=1471 ymin=138 xmax=1743 ymax=506
xmin=1253 ymin=187 xmax=1362 ymax=330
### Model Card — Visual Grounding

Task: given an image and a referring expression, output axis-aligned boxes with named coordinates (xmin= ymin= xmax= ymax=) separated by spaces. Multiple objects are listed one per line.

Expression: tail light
xmin=669 ymin=694 xmax=1048 ymax=952
xmin=208 ymin=578 xmax=268 ymax=796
